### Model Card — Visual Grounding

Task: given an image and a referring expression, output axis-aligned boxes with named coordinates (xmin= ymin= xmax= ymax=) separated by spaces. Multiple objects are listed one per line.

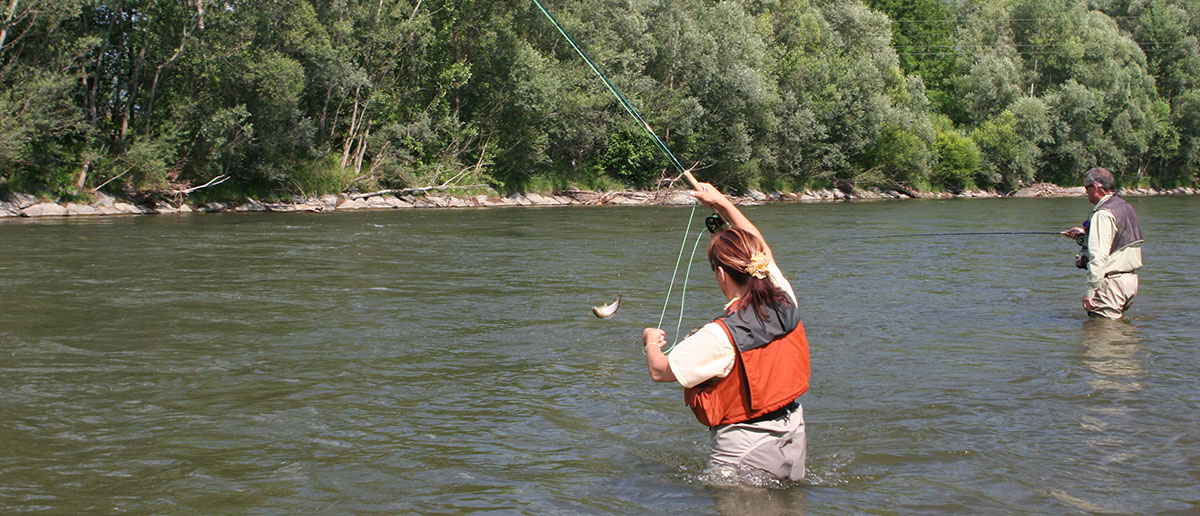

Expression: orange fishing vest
xmin=683 ymin=313 xmax=810 ymax=427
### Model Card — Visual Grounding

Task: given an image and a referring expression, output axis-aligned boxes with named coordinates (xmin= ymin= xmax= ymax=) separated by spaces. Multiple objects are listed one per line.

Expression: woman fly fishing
xmin=528 ymin=0 xmax=810 ymax=483
xmin=642 ymin=181 xmax=810 ymax=483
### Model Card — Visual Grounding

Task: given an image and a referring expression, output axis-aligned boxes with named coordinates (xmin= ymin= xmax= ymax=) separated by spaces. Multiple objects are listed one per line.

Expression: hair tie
xmin=745 ymin=252 xmax=770 ymax=279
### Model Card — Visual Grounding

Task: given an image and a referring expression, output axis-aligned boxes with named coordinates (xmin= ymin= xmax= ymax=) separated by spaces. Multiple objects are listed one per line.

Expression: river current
xmin=1 ymin=196 xmax=1196 ymax=514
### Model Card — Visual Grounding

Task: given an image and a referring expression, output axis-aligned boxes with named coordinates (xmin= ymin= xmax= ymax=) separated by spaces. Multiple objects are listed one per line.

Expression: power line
xmin=894 ymin=42 xmax=1192 ymax=56
xmin=890 ymin=16 xmax=1164 ymax=24
xmin=895 ymin=42 xmax=1191 ymax=49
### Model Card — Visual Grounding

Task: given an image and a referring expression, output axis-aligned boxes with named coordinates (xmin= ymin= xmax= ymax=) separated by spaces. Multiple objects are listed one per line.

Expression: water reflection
xmin=710 ymin=485 xmax=806 ymax=516
xmin=1079 ymin=319 xmax=1143 ymax=393
xmin=1074 ymin=317 xmax=1146 ymax=501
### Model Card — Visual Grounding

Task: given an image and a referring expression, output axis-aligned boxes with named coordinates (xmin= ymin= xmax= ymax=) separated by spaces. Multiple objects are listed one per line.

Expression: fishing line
xmin=859 ymin=231 xmax=1061 ymax=239
xmin=532 ymin=0 xmax=705 ymax=338
xmin=658 ymin=227 xmax=707 ymax=353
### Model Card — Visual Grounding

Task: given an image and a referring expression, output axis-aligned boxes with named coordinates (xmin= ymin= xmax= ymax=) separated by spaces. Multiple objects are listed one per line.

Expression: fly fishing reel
xmin=705 ymin=213 xmax=728 ymax=234
xmin=1073 ymin=221 xmax=1089 ymax=269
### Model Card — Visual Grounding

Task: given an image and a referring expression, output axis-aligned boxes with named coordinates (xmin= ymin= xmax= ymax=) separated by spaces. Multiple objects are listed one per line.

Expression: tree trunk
xmin=319 ymin=84 xmax=333 ymax=141
xmin=0 ymin=0 xmax=19 ymax=51
xmin=75 ymin=158 xmax=91 ymax=190
xmin=1029 ymin=57 xmax=1038 ymax=97
xmin=146 ymin=7 xmax=203 ymax=136
xmin=118 ymin=31 xmax=148 ymax=150
xmin=87 ymin=13 xmax=116 ymax=126
xmin=353 ymin=125 xmax=370 ymax=176
xmin=341 ymin=86 xmax=363 ymax=168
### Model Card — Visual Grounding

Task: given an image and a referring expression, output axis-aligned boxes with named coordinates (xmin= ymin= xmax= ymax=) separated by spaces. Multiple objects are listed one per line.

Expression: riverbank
xmin=1 ymin=182 xmax=1196 ymax=218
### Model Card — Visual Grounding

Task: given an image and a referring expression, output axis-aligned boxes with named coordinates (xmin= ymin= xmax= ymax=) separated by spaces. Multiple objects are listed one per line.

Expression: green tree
xmin=769 ymin=0 xmax=932 ymax=189
xmin=0 ymin=1 xmax=93 ymax=195
xmin=864 ymin=0 xmax=960 ymax=116
xmin=969 ymin=98 xmax=1050 ymax=188
xmin=931 ymin=114 xmax=982 ymax=190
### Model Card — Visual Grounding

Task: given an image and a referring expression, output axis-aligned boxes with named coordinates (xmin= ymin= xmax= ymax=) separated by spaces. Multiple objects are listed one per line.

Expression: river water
xmin=1 ymin=196 xmax=1196 ymax=514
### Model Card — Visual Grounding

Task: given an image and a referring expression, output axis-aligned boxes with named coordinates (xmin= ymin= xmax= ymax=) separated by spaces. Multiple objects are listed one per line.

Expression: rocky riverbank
xmin=1 ymin=182 xmax=1196 ymax=219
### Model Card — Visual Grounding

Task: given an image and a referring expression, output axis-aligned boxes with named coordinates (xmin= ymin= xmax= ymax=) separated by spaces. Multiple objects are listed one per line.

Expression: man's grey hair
xmin=1084 ymin=167 xmax=1116 ymax=191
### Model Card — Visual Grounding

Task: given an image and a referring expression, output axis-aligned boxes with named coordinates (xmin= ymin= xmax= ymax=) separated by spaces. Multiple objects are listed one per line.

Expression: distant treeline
xmin=1 ymin=0 xmax=1197 ymax=202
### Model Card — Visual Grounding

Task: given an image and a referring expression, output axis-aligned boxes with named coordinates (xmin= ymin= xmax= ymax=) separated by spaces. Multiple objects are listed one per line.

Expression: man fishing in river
xmin=1061 ymin=167 xmax=1144 ymax=319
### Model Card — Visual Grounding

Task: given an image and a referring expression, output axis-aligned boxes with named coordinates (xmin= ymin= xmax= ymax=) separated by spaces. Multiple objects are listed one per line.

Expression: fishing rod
xmin=533 ymin=0 xmax=705 ymax=342
xmin=860 ymin=231 xmax=1063 ymax=240
xmin=530 ymin=0 xmax=688 ymax=177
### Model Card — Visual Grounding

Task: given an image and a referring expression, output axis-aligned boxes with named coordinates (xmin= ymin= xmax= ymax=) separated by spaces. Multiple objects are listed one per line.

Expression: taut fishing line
xmin=859 ymin=231 xmax=1061 ymax=239
xmin=531 ymin=0 xmax=703 ymax=346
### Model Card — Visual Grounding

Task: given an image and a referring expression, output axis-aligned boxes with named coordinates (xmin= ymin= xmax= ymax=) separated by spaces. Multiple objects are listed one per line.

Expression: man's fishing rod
xmin=860 ymin=231 xmax=1063 ymax=240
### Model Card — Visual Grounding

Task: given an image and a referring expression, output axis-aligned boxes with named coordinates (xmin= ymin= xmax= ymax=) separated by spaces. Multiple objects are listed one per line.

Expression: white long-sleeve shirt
xmin=1086 ymin=194 xmax=1143 ymax=296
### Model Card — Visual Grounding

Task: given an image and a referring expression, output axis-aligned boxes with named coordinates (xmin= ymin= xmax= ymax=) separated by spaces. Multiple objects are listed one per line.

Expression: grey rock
xmin=114 ymin=202 xmax=145 ymax=214
xmin=92 ymin=191 xmax=117 ymax=208
xmin=505 ymin=193 xmax=532 ymax=206
xmin=524 ymin=192 xmax=550 ymax=205
xmin=365 ymin=195 xmax=392 ymax=208
xmin=66 ymin=203 xmax=99 ymax=216
xmin=21 ymin=202 xmax=68 ymax=217
xmin=385 ymin=195 xmax=413 ymax=208
xmin=658 ymin=190 xmax=697 ymax=205
xmin=5 ymin=192 xmax=38 ymax=209
xmin=318 ymin=194 xmax=340 ymax=208
xmin=235 ymin=201 xmax=268 ymax=212
xmin=609 ymin=192 xmax=652 ymax=205
xmin=95 ymin=205 xmax=127 ymax=216
xmin=338 ymin=198 xmax=367 ymax=210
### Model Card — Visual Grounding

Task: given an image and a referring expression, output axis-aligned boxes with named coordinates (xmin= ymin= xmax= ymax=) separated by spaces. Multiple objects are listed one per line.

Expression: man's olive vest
xmin=1095 ymin=195 xmax=1143 ymax=253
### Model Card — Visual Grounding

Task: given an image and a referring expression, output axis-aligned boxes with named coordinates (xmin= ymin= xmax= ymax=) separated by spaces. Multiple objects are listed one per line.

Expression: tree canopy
xmin=1 ymin=0 xmax=1196 ymax=201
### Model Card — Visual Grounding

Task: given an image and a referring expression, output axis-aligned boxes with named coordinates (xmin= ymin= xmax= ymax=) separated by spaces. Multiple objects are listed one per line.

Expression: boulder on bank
xmin=66 ymin=203 xmax=100 ymax=216
xmin=557 ymin=189 xmax=604 ymax=204
xmin=655 ymin=189 xmax=698 ymax=205
xmin=5 ymin=193 xmax=38 ymax=209
xmin=1012 ymin=183 xmax=1085 ymax=198
xmin=607 ymin=191 xmax=653 ymax=205
xmin=21 ymin=202 xmax=68 ymax=217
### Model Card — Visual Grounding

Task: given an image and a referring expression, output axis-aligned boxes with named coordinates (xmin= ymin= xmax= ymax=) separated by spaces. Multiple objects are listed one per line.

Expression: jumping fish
xmin=591 ymin=294 xmax=622 ymax=319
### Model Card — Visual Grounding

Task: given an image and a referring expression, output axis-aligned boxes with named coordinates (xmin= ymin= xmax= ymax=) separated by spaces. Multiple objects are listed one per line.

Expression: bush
xmin=290 ymin=155 xmax=357 ymax=197
xmin=932 ymin=115 xmax=982 ymax=191
xmin=591 ymin=130 xmax=665 ymax=189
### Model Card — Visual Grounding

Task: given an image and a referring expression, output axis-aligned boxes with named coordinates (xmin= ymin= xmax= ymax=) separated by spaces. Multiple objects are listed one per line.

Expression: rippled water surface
xmin=1 ymin=196 xmax=1197 ymax=514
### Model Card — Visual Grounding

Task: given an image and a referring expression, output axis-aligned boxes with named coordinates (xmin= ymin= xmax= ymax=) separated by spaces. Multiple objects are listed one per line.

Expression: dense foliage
xmin=1 ymin=0 xmax=1196 ymax=201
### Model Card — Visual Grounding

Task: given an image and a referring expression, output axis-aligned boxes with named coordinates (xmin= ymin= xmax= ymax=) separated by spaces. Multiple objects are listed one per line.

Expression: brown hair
xmin=707 ymin=227 xmax=792 ymax=320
